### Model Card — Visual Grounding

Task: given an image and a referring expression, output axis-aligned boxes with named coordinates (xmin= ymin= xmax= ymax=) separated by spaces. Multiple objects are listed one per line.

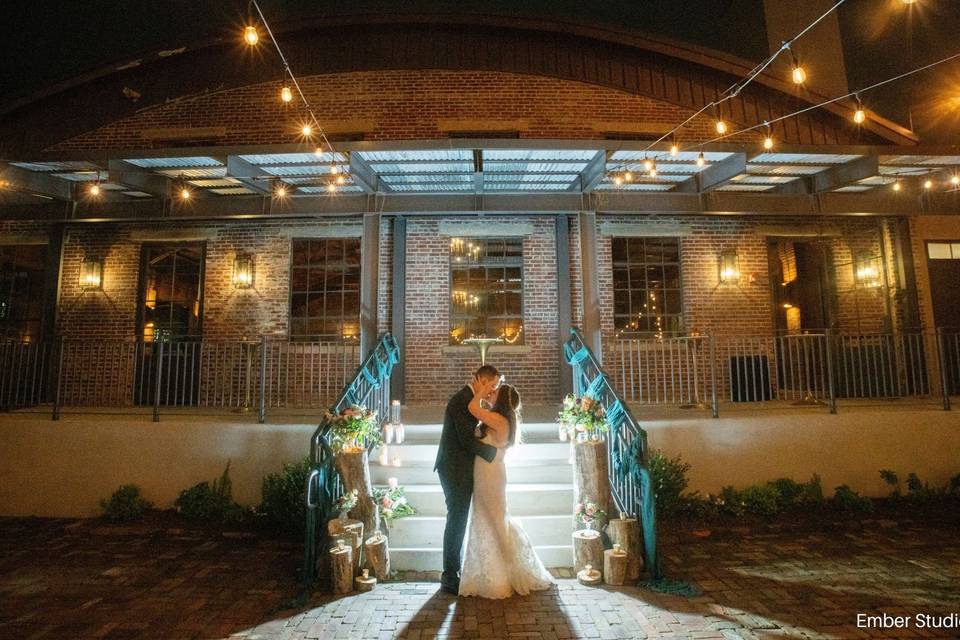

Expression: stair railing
xmin=564 ymin=327 xmax=661 ymax=580
xmin=302 ymin=332 xmax=400 ymax=592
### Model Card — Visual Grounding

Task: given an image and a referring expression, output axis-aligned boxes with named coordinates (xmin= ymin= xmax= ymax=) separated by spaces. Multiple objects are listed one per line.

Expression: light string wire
xmin=250 ymin=0 xmax=340 ymax=176
xmin=608 ymin=0 xmax=846 ymax=176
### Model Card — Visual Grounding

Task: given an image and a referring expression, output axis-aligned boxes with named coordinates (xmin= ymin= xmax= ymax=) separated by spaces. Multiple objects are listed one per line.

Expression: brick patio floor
xmin=1 ymin=516 xmax=958 ymax=640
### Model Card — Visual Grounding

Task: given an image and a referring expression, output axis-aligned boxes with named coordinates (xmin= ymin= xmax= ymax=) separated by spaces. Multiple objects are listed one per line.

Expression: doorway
xmin=926 ymin=241 xmax=960 ymax=394
xmin=768 ymin=238 xmax=835 ymax=333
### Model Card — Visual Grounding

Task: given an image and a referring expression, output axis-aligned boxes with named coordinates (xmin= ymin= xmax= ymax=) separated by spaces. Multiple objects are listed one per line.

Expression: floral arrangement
xmin=574 ymin=500 xmax=607 ymax=529
xmin=558 ymin=394 xmax=610 ymax=441
xmin=373 ymin=486 xmax=416 ymax=525
xmin=325 ymin=405 xmax=382 ymax=453
xmin=334 ymin=489 xmax=359 ymax=516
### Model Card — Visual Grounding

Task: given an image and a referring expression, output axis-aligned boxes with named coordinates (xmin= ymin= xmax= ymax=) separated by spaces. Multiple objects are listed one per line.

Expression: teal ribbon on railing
xmin=361 ymin=363 xmax=380 ymax=389
xmin=585 ymin=372 xmax=607 ymax=399
xmin=564 ymin=342 xmax=590 ymax=365
xmin=605 ymin=398 xmax=625 ymax=441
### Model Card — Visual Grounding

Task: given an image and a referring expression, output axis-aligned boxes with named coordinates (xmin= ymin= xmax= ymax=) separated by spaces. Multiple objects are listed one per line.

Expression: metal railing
xmin=302 ymin=333 xmax=400 ymax=592
xmin=0 ymin=337 xmax=359 ymax=420
xmin=565 ymin=328 xmax=661 ymax=579
xmin=607 ymin=329 xmax=955 ymax=415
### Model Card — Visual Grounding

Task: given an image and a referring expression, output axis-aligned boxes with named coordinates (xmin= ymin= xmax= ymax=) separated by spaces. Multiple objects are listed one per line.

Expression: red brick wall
xmin=49 ymin=70 xmax=753 ymax=152
xmin=403 ymin=217 xmax=561 ymax=404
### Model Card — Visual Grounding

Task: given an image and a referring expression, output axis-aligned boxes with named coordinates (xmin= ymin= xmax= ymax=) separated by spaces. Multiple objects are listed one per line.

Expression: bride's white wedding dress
xmin=459 ymin=435 xmax=554 ymax=598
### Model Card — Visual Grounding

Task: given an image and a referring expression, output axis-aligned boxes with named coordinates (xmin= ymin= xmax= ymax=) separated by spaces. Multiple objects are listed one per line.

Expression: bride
xmin=458 ymin=383 xmax=554 ymax=598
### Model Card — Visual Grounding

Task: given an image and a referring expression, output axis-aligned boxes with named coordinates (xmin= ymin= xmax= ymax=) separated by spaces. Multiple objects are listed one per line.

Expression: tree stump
xmin=572 ymin=529 xmax=604 ymax=573
xmin=354 ymin=569 xmax=377 ymax=592
xmin=334 ymin=449 xmax=380 ymax=536
xmin=363 ymin=532 xmax=390 ymax=581
xmin=328 ymin=517 xmax=364 ymax=572
xmin=606 ymin=516 xmax=643 ymax=580
xmin=573 ymin=439 xmax=612 ymax=530
xmin=329 ymin=541 xmax=353 ymax=595
xmin=603 ymin=545 xmax=629 ymax=586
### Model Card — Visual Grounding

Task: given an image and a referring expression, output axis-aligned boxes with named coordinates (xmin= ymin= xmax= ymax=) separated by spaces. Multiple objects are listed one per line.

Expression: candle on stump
xmin=577 ymin=563 xmax=602 ymax=586
xmin=395 ymin=423 xmax=405 ymax=444
xmin=355 ymin=567 xmax=377 ymax=592
xmin=390 ymin=399 xmax=401 ymax=424
xmin=379 ymin=446 xmax=389 ymax=466
xmin=384 ymin=423 xmax=394 ymax=445
xmin=392 ymin=456 xmax=402 ymax=467
xmin=387 ymin=477 xmax=399 ymax=490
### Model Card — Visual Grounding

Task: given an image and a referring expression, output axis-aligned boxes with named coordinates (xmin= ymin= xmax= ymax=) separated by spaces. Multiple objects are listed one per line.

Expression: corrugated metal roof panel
xmin=125 ymin=156 xmax=222 ymax=168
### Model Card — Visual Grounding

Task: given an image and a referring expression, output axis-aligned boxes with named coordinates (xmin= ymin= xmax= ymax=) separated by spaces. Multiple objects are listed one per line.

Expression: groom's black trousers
xmin=438 ymin=470 xmax=472 ymax=583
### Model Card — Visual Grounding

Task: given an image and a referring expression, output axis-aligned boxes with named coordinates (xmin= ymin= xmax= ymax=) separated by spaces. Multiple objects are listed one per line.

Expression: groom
xmin=434 ymin=364 xmax=501 ymax=594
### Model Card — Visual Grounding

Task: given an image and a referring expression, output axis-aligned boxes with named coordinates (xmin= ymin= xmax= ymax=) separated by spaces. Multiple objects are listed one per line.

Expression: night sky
xmin=1 ymin=0 xmax=958 ymax=141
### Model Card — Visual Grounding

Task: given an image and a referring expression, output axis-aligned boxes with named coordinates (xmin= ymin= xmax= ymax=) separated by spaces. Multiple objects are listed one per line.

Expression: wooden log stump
xmin=329 ymin=541 xmax=353 ymax=595
xmin=328 ymin=518 xmax=364 ymax=573
xmin=572 ymin=528 xmax=604 ymax=573
xmin=573 ymin=439 xmax=612 ymax=530
xmin=606 ymin=515 xmax=643 ymax=580
xmin=577 ymin=564 xmax=602 ymax=586
xmin=334 ymin=449 xmax=380 ymax=537
xmin=603 ymin=545 xmax=629 ymax=586
xmin=354 ymin=569 xmax=377 ymax=592
xmin=363 ymin=532 xmax=391 ymax=582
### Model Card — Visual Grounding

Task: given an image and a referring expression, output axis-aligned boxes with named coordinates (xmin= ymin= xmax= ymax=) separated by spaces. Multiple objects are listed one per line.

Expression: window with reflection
xmin=0 ymin=245 xmax=46 ymax=341
xmin=612 ymin=237 xmax=683 ymax=337
xmin=290 ymin=238 xmax=361 ymax=342
xmin=449 ymin=237 xmax=524 ymax=345
xmin=139 ymin=243 xmax=204 ymax=341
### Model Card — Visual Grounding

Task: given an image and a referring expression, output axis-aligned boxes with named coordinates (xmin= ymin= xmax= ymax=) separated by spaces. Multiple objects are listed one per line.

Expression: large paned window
xmin=139 ymin=243 xmax=204 ymax=341
xmin=612 ymin=237 xmax=683 ymax=336
xmin=0 ymin=245 xmax=46 ymax=341
xmin=449 ymin=237 xmax=524 ymax=345
xmin=290 ymin=238 xmax=361 ymax=342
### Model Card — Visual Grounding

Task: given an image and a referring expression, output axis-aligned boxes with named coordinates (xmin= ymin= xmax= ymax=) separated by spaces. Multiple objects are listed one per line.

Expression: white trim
xmin=438 ymin=221 xmax=534 ymax=237
xmin=599 ymin=222 xmax=690 ymax=237
xmin=279 ymin=224 xmax=363 ymax=238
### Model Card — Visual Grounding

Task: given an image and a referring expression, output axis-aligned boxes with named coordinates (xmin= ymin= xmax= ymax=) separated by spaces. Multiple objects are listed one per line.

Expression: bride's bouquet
xmin=325 ymin=405 xmax=382 ymax=454
xmin=373 ymin=486 xmax=416 ymax=526
xmin=557 ymin=394 xmax=610 ymax=442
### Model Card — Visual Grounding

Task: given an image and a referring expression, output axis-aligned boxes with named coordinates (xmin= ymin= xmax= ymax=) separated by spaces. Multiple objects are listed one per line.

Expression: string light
xmin=696 ymin=151 xmax=706 ymax=167
xmin=243 ymin=25 xmax=259 ymax=46
xmin=280 ymin=86 xmax=293 ymax=103
xmin=336 ymin=174 xmax=346 ymax=185
xmin=648 ymin=158 xmax=657 ymax=178
xmin=669 ymin=142 xmax=679 ymax=157
xmin=790 ymin=50 xmax=807 ymax=85
xmin=180 ymin=186 xmax=192 ymax=200
xmin=624 ymin=171 xmax=633 ymax=182
xmin=892 ymin=178 xmax=902 ymax=192
xmin=762 ymin=123 xmax=774 ymax=150
xmin=274 ymin=183 xmax=288 ymax=198
xmin=326 ymin=183 xmax=337 ymax=193
xmin=924 ymin=179 xmax=933 ymax=190
xmin=853 ymin=95 xmax=866 ymax=124
xmin=952 ymin=175 xmax=960 ymax=187
xmin=613 ymin=175 xmax=624 ymax=186
xmin=715 ymin=118 xmax=728 ymax=135
xmin=330 ymin=163 xmax=339 ymax=175
xmin=301 ymin=124 xmax=312 ymax=137
xmin=88 ymin=182 xmax=101 ymax=197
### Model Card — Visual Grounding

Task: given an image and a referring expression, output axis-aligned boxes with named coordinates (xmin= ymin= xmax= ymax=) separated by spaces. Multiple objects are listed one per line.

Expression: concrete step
xmin=374 ymin=441 xmax=570 ymax=462
xmin=390 ymin=483 xmax=573 ymax=517
xmin=370 ymin=459 xmax=573 ymax=485
xmin=389 ymin=545 xmax=574 ymax=571
xmin=387 ymin=514 xmax=573 ymax=548
xmin=389 ymin=422 xmax=562 ymax=444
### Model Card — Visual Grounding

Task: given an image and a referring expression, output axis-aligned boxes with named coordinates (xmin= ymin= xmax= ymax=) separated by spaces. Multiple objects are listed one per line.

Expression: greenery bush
xmin=648 ymin=449 xmax=692 ymax=517
xmin=949 ymin=474 xmax=960 ymax=495
xmin=175 ymin=461 xmax=247 ymax=524
xmin=100 ymin=484 xmax=152 ymax=523
xmin=832 ymin=484 xmax=873 ymax=514
xmin=258 ymin=456 xmax=311 ymax=538
xmin=739 ymin=484 xmax=782 ymax=516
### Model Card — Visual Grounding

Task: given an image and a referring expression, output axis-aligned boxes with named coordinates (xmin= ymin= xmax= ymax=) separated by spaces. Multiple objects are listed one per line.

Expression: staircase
xmin=369 ymin=408 xmax=575 ymax=571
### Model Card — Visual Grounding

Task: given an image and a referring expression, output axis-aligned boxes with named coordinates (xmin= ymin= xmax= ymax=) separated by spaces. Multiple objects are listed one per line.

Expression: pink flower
xmin=574 ymin=503 xmax=583 ymax=514
xmin=586 ymin=506 xmax=596 ymax=516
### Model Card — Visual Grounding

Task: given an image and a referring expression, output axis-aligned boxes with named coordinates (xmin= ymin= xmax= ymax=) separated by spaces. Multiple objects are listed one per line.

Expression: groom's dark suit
xmin=434 ymin=385 xmax=498 ymax=591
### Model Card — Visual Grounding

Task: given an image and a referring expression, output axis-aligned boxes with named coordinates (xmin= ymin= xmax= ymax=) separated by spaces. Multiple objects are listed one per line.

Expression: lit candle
xmin=388 ymin=477 xmax=399 ymax=490
xmin=559 ymin=424 xmax=568 ymax=442
xmin=362 ymin=569 xmax=369 ymax=579
xmin=392 ymin=456 xmax=402 ymax=467
xmin=379 ymin=446 xmax=389 ymax=466
xmin=621 ymin=511 xmax=626 ymax=520
xmin=384 ymin=423 xmax=394 ymax=445
xmin=395 ymin=423 xmax=405 ymax=444
xmin=390 ymin=400 xmax=401 ymax=424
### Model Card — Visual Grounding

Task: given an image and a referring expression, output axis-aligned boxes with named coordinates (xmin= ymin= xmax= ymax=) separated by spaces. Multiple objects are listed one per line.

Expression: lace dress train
xmin=459 ymin=441 xmax=554 ymax=599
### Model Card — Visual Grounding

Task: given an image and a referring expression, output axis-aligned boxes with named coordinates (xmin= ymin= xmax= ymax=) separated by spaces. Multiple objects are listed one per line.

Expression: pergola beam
xmin=579 ymin=150 xmax=609 ymax=193
xmin=348 ymin=151 xmax=380 ymax=193
xmin=674 ymin=153 xmax=747 ymax=193
xmin=107 ymin=159 xmax=174 ymax=199
xmin=0 ymin=164 xmax=74 ymax=200
xmin=225 ymin=155 xmax=273 ymax=195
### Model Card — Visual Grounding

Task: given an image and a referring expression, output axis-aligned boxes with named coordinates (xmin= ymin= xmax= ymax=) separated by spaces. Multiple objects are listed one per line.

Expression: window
xmin=612 ymin=237 xmax=683 ymax=336
xmin=139 ymin=243 xmax=204 ymax=341
xmin=290 ymin=238 xmax=361 ymax=342
xmin=928 ymin=242 xmax=960 ymax=260
xmin=0 ymin=245 xmax=46 ymax=341
xmin=449 ymin=238 xmax=523 ymax=345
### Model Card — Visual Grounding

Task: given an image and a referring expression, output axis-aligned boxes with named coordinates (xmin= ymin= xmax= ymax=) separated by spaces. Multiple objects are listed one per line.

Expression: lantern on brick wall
xmin=719 ymin=248 xmax=740 ymax=284
xmin=80 ymin=256 xmax=103 ymax=290
xmin=232 ymin=254 xmax=255 ymax=289
xmin=854 ymin=253 xmax=881 ymax=288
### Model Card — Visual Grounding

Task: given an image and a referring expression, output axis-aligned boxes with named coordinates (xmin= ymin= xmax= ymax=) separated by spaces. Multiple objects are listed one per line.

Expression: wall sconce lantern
xmin=80 ymin=256 xmax=103 ymax=290
xmin=232 ymin=254 xmax=255 ymax=289
xmin=854 ymin=253 xmax=881 ymax=288
xmin=719 ymin=248 xmax=741 ymax=284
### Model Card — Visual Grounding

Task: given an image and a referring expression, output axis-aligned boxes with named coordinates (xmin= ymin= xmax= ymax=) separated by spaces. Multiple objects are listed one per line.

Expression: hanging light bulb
xmin=336 ymin=174 xmax=346 ymax=185
xmin=314 ymin=147 xmax=324 ymax=158
xmin=790 ymin=51 xmax=806 ymax=85
xmin=952 ymin=175 xmax=960 ymax=187
xmin=613 ymin=174 xmax=624 ymax=186
xmin=853 ymin=96 xmax=866 ymax=124
xmin=669 ymin=142 xmax=679 ymax=157
xmin=624 ymin=171 xmax=633 ymax=182
xmin=330 ymin=163 xmax=339 ymax=175
xmin=893 ymin=179 xmax=902 ymax=192
xmin=280 ymin=86 xmax=293 ymax=103
xmin=762 ymin=122 xmax=774 ymax=150
xmin=301 ymin=124 xmax=313 ymax=137
xmin=643 ymin=157 xmax=653 ymax=172
xmin=648 ymin=158 xmax=657 ymax=178
xmin=326 ymin=183 xmax=337 ymax=193
xmin=275 ymin=184 xmax=288 ymax=199
xmin=180 ymin=186 xmax=192 ymax=200
xmin=715 ymin=119 xmax=728 ymax=135
xmin=88 ymin=182 xmax=101 ymax=197
xmin=243 ymin=25 xmax=259 ymax=46
xmin=696 ymin=151 xmax=706 ymax=167
xmin=924 ymin=179 xmax=934 ymax=190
